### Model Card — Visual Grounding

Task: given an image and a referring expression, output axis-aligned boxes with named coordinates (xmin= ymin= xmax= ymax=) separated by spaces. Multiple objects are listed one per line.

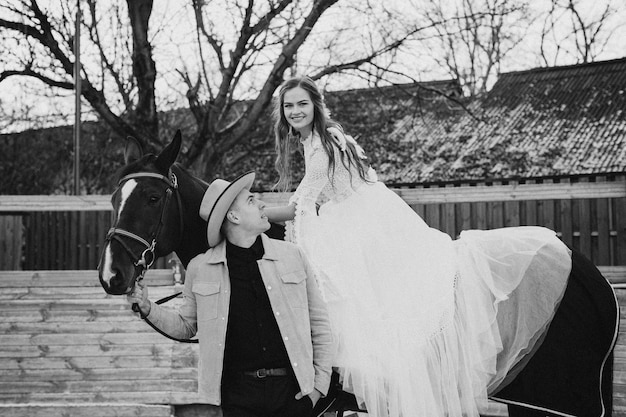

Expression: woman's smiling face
xmin=283 ymin=86 xmax=314 ymax=137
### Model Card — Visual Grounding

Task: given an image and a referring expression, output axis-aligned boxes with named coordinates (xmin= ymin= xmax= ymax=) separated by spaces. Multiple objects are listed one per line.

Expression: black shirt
xmin=223 ymin=236 xmax=290 ymax=373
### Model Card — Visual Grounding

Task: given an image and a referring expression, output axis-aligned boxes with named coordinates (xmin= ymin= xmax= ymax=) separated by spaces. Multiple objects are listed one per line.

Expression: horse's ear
xmin=155 ymin=130 xmax=182 ymax=171
xmin=124 ymin=136 xmax=143 ymax=164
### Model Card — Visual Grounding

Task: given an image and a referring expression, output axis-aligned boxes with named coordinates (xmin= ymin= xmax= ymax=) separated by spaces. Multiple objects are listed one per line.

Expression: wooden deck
xmin=0 ymin=268 xmax=624 ymax=416
xmin=0 ymin=270 xmax=199 ymax=417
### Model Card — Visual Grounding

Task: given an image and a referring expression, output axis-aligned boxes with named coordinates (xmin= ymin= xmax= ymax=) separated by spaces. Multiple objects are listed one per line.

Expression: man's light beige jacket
xmin=145 ymin=234 xmax=334 ymax=405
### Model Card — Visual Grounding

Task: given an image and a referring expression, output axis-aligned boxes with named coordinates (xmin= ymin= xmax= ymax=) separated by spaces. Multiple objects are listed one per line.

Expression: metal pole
xmin=73 ymin=1 xmax=81 ymax=195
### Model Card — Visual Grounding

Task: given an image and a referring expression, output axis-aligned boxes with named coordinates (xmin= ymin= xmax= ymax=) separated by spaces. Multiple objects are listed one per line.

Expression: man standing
xmin=127 ymin=172 xmax=333 ymax=416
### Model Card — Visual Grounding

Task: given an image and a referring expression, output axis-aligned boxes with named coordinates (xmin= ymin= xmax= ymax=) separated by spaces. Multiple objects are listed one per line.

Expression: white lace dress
xmin=285 ymin=130 xmax=572 ymax=417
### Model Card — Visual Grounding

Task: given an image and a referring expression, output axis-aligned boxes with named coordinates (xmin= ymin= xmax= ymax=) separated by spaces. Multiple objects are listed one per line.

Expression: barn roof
xmin=390 ymin=58 xmax=626 ymax=184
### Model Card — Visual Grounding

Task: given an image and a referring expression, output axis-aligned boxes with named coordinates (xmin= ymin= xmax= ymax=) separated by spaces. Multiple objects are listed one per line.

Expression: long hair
xmin=273 ymin=76 xmax=370 ymax=192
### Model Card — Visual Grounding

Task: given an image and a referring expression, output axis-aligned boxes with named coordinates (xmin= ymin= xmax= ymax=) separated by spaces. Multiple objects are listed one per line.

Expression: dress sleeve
xmin=285 ymin=139 xmax=330 ymax=244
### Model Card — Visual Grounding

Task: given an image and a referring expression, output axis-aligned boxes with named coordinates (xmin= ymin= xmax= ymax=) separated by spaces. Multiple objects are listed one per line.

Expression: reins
xmin=104 ymin=169 xmax=198 ymax=344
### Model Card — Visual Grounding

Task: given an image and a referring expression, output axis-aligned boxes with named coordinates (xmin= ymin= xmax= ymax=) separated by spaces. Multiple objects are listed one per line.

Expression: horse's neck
xmin=173 ymin=166 xmax=210 ymax=268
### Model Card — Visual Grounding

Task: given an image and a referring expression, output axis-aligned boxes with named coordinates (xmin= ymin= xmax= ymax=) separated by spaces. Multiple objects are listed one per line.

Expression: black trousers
xmin=221 ymin=373 xmax=313 ymax=417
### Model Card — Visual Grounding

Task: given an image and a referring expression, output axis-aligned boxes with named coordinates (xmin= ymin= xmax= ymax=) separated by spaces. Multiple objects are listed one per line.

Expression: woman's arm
xmin=265 ymin=204 xmax=296 ymax=223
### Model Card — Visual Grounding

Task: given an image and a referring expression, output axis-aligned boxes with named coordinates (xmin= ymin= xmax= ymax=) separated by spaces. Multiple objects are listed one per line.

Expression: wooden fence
xmin=1 ymin=173 xmax=625 ymax=270
xmin=0 ymin=196 xmax=173 ymax=271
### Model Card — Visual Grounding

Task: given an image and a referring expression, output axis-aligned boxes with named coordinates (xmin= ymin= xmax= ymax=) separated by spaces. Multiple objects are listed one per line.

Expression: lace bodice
xmin=285 ymin=129 xmax=377 ymax=244
xmin=293 ymin=130 xmax=376 ymax=205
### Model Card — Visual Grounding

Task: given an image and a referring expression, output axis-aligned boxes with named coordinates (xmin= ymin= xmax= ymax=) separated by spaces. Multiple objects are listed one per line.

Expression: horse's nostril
xmin=110 ymin=273 xmax=122 ymax=287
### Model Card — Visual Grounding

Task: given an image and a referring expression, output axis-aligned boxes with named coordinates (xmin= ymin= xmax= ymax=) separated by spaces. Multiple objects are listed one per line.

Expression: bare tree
xmin=418 ymin=0 xmax=531 ymax=97
xmin=539 ymin=0 xmax=621 ymax=66
xmin=177 ymin=0 xmax=434 ymax=178
xmin=0 ymin=0 xmax=160 ymax=150
xmin=1 ymin=0 xmax=507 ymax=182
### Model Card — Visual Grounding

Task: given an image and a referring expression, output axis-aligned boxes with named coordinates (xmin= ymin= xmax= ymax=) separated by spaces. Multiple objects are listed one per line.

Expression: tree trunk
xmin=126 ymin=0 xmax=158 ymax=148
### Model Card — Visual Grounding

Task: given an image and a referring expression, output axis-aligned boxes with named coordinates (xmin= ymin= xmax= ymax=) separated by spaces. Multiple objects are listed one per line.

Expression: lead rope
xmin=134 ymin=285 xmax=198 ymax=344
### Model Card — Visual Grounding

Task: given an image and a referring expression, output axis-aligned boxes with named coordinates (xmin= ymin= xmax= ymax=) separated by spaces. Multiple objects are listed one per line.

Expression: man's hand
xmin=295 ymin=388 xmax=322 ymax=407
xmin=126 ymin=280 xmax=151 ymax=316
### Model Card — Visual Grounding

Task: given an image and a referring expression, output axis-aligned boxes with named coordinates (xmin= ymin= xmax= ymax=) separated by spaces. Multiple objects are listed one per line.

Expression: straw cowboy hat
xmin=199 ymin=172 xmax=256 ymax=247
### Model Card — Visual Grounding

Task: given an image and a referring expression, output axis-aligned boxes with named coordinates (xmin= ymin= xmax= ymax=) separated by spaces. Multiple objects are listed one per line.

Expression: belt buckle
xmin=255 ymin=368 xmax=267 ymax=378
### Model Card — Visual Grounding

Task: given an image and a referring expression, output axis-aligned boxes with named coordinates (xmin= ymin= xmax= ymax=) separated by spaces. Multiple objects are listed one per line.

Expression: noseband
xmin=104 ymin=170 xmax=184 ymax=285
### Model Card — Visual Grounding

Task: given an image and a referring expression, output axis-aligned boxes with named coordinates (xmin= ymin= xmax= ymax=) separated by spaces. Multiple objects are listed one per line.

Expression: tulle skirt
xmin=289 ymin=182 xmax=572 ymax=417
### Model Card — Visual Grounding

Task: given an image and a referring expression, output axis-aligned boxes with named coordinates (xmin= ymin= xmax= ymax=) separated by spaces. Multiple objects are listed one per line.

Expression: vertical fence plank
xmin=596 ymin=198 xmax=610 ymax=265
xmin=64 ymin=211 xmax=71 ymax=269
xmin=543 ymin=200 xmax=555 ymax=231
xmin=57 ymin=212 xmax=65 ymax=270
xmin=87 ymin=212 xmax=98 ymax=270
xmin=0 ymin=215 xmax=23 ymax=270
xmin=458 ymin=202 xmax=472 ymax=234
xmin=69 ymin=211 xmax=78 ymax=269
xmin=96 ymin=211 xmax=109 ymax=269
xmin=42 ymin=212 xmax=51 ymax=269
xmin=0 ymin=217 xmax=9 ymax=269
xmin=32 ymin=212 xmax=41 ymax=270
xmin=525 ymin=200 xmax=537 ymax=227
xmin=443 ymin=203 xmax=456 ymax=238
xmin=571 ymin=199 xmax=580 ymax=252
xmin=473 ymin=202 xmax=487 ymax=229
xmin=579 ymin=199 xmax=592 ymax=262
xmin=504 ymin=201 xmax=520 ymax=227
xmin=488 ymin=201 xmax=504 ymax=229
xmin=559 ymin=199 xmax=573 ymax=248
xmin=616 ymin=197 xmax=626 ymax=265
xmin=426 ymin=204 xmax=440 ymax=230
xmin=52 ymin=212 xmax=62 ymax=270
xmin=79 ymin=211 xmax=88 ymax=269
xmin=24 ymin=213 xmax=33 ymax=269
xmin=15 ymin=215 xmax=23 ymax=270
xmin=63 ymin=211 xmax=71 ymax=270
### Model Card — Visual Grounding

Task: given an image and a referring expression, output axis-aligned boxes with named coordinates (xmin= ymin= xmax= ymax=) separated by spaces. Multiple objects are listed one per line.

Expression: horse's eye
xmin=148 ymin=195 xmax=161 ymax=204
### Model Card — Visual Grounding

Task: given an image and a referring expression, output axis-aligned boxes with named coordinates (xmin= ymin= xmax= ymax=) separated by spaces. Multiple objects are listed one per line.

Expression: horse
xmin=98 ymin=131 xmax=619 ymax=417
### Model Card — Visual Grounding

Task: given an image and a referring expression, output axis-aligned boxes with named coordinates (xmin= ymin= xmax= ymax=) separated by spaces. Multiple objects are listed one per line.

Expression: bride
xmin=264 ymin=76 xmax=572 ymax=417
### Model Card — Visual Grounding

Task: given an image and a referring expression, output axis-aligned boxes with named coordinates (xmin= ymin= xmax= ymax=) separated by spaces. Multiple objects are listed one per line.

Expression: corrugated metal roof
xmin=388 ymin=58 xmax=626 ymax=183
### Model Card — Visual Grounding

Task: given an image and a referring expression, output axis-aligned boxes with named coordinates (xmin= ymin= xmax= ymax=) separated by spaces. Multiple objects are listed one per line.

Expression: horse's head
xmin=98 ymin=131 xmax=185 ymax=295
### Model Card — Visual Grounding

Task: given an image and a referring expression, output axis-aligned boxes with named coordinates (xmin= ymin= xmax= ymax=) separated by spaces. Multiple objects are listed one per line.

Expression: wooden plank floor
xmin=0 ymin=270 xmax=199 ymax=412
xmin=0 ymin=268 xmax=623 ymax=416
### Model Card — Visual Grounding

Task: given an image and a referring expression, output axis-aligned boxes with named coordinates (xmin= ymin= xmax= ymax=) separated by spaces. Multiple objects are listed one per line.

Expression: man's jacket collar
xmin=205 ymin=233 xmax=280 ymax=264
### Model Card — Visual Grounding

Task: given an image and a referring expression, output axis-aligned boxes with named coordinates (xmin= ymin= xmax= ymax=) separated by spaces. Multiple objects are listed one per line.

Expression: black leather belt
xmin=242 ymin=367 xmax=289 ymax=378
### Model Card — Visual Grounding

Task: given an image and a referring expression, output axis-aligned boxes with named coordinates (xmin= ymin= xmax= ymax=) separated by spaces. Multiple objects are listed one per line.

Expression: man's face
xmin=228 ymin=189 xmax=271 ymax=235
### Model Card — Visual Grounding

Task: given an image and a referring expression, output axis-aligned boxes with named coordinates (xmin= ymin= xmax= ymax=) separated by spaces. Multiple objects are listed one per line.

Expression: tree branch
xmin=0 ymin=68 xmax=73 ymax=89
xmin=184 ymin=0 xmax=339 ymax=164
xmin=192 ymin=0 xmax=225 ymax=71
xmin=85 ymin=0 xmax=132 ymax=108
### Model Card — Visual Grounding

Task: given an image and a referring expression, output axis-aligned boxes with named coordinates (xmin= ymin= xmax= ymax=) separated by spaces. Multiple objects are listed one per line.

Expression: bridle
xmin=102 ymin=169 xmax=198 ymax=344
xmin=104 ymin=170 xmax=183 ymax=282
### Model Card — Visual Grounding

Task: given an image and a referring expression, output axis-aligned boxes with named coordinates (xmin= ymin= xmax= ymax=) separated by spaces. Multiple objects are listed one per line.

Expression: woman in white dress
xmin=264 ymin=76 xmax=573 ymax=417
